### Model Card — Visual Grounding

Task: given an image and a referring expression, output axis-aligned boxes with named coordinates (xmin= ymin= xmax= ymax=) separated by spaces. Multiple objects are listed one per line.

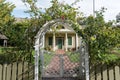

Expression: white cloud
xmin=37 ymin=0 xmax=51 ymax=8
xmin=6 ymin=0 xmax=120 ymax=21
xmin=6 ymin=0 xmax=27 ymax=10
xmin=58 ymin=0 xmax=74 ymax=4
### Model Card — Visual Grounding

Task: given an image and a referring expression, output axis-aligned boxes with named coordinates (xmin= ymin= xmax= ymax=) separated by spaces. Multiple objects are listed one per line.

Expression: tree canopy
xmin=81 ymin=8 xmax=120 ymax=64
xmin=0 ymin=0 xmax=15 ymax=34
xmin=116 ymin=12 xmax=120 ymax=23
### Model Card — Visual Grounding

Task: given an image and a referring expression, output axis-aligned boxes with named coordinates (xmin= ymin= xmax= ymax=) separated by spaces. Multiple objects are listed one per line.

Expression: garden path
xmin=44 ymin=50 xmax=79 ymax=76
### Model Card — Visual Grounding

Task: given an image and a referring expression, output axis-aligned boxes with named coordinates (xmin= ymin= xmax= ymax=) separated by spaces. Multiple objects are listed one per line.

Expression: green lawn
xmin=0 ymin=47 xmax=3 ymax=54
xmin=0 ymin=47 xmax=16 ymax=54
xmin=109 ymin=48 xmax=120 ymax=58
xmin=44 ymin=53 xmax=54 ymax=66
xmin=67 ymin=52 xmax=80 ymax=63
xmin=117 ymin=49 xmax=120 ymax=53
xmin=43 ymin=52 xmax=80 ymax=67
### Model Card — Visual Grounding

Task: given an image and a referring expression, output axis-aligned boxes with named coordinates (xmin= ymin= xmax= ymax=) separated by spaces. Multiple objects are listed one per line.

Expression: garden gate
xmin=41 ymin=50 xmax=80 ymax=80
xmin=34 ymin=19 xmax=89 ymax=80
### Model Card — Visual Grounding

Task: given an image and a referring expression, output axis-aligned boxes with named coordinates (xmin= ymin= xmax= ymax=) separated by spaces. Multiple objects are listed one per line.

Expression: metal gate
xmin=40 ymin=51 xmax=81 ymax=80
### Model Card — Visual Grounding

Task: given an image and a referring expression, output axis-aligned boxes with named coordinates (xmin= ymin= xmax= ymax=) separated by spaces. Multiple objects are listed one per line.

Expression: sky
xmin=6 ymin=0 xmax=120 ymax=22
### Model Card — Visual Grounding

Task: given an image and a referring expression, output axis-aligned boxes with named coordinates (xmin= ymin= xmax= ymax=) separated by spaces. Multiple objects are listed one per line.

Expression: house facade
xmin=43 ymin=24 xmax=81 ymax=51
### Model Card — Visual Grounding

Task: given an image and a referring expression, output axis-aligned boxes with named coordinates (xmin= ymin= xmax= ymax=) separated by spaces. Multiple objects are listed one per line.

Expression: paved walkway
xmin=44 ymin=50 xmax=79 ymax=76
xmin=55 ymin=49 xmax=65 ymax=54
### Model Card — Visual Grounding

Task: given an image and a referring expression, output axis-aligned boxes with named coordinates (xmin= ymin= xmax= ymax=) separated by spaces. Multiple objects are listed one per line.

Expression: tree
xmin=8 ymin=19 xmax=28 ymax=47
xmin=80 ymin=8 xmax=120 ymax=64
xmin=116 ymin=12 xmax=120 ymax=23
xmin=44 ymin=0 xmax=78 ymax=21
xmin=14 ymin=0 xmax=82 ymax=62
xmin=22 ymin=0 xmax=82 ymax=24
xmin=0 ymin=0 xmax=15 ymax=34
xmin=21 ymin=0 xmax=82 ymax=48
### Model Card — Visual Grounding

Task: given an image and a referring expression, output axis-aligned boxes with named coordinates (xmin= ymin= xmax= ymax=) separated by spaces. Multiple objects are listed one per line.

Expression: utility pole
xmin=93 ymin=0 xmax=96 ymax=28
xmin=93 ymin=0 xmax=95 ymax=17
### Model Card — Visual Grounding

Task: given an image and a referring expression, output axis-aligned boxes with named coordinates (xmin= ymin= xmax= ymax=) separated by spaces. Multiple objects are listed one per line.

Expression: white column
xmin=85 ymin=44 xmax=89 ymax=80
xmin=53 ymin=33 xmax=55 ymax=51
xmin=34 ymin=38 xmax=39 ymax=80
xmin=76 ymin=33 xmax=78 ymax=51
xmin=65 ymin=33 xmax=68 ymax=51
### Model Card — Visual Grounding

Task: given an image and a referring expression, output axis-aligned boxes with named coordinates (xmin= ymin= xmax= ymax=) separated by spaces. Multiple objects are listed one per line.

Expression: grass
xmin=43 ymin=52 xmax=80 ymax=67
xmin=0 ymin=47 xmax=4 ymax=54
xmin=117 ymin=49 xmax=120 ymax=53
xmin=44 ymin=53 xmax=54 ymax=66
xmin=67 ymin=52 xmax=80 ymax=63
xmin=0 ymin=47 xmax=17 ymax=53
xmin=112 ymin=48 xmax=120 ymax=54
xmin=0 ymin=48 xmax=2 ymax=53
xmin=32 ymin=50 xmax=54 ymax=66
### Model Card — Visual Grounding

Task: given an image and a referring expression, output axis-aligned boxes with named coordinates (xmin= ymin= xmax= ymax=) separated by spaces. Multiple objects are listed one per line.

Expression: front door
xmin=57 ymin=38 xmax=63 ymax=49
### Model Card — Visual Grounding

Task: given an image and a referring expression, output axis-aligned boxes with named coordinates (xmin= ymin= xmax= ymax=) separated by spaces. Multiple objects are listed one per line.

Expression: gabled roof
xmin=0 ymin=33 xmax=8 ymax=40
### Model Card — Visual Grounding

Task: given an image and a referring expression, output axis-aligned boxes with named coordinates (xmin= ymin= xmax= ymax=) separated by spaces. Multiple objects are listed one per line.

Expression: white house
xmin=43 ymin=23 xmax=81 ymax=51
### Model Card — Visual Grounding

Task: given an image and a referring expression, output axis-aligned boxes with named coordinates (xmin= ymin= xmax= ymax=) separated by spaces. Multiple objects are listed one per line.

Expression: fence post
xmin=79 ymin=41 xmax=85 ymax=80
xmin=34 ymin=45 xmax=39 ymax=80
xmin=79 ymin=40 xmax=89 ymax=80
xmin=85 ymin=44 xmax=89 ymax=80
xmin=40 ymin=50 xmax=44 ymax=79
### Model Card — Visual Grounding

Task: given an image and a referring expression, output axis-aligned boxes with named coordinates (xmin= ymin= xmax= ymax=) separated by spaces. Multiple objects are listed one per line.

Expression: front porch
xmin=44 ymin=32 xmax=79 ymax=51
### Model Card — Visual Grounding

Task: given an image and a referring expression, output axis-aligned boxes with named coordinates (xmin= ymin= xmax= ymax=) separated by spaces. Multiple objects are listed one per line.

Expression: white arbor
xmin=34 ymin=19 xmax=89 ymax=80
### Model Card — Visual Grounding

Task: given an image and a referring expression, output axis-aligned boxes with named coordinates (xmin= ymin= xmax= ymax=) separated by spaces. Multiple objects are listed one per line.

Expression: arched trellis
xmin=34 ymin=19 xmax=89 ymax=80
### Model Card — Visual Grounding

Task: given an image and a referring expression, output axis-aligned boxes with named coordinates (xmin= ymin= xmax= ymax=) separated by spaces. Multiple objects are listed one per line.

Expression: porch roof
xmin=47 ymin=28 xmax=76 ymax=34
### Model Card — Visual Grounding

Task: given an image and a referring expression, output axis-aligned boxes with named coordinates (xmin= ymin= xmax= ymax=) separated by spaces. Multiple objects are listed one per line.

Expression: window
xmin=68 ymin=37 xmax=72 ymax=45
xmin=48 ymin=37 xmax=53 ymax=45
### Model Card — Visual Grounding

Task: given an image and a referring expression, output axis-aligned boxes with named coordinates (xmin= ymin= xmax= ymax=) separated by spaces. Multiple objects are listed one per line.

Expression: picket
xmin=3 ymin=64 xmax=7 ymax=80
xmin=23 ymin=62 xmax=28 ymax=80
xmin=11 ymin=62 xmax=17 ymax=80
xmin=90 ymin=65 xmax=95 ymax=80
xmin=115 ymin=66 xmax=120 ymax=80
xmin=102 ymin=64 xmax=108 ymax=80
xmin=96 ymin=65 xmax=102 ymax=80
xmin=18 ymin=62 xmax=23 ymax=80
xmin=108 ymin=66 xmax=114 ymax=80
xmin=0 ymin=65 xmax=2 ymax=80
xmin=6 ymin=64 xmax=12 ymax=80
xmin=28 ymin=64 xmax=34 ymax=80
